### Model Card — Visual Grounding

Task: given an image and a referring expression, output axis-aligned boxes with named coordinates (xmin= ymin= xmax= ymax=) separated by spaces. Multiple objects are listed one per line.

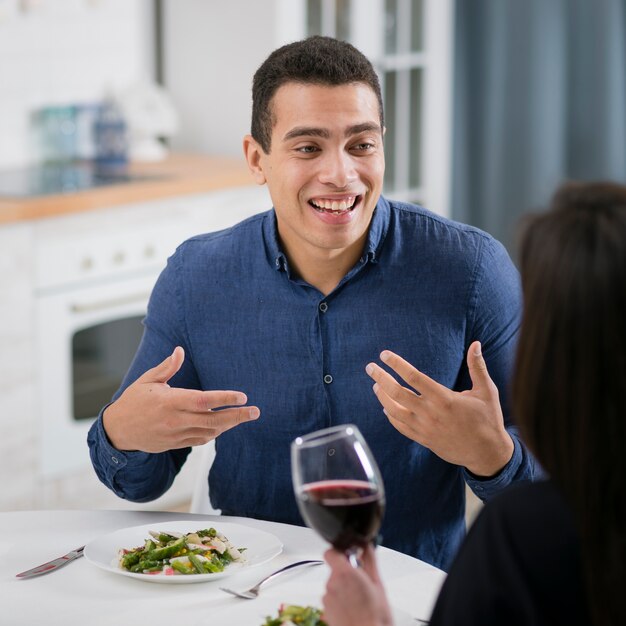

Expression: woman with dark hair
xmin=323 ymin=181 xmax=626 ymax=626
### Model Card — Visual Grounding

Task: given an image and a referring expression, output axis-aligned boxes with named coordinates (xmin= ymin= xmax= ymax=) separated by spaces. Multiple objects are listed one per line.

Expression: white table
xmin=0 ymin=510 xmax=446 ymax=626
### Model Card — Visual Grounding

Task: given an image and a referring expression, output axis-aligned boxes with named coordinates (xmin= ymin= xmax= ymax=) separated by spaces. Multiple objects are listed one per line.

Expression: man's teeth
xmin=311 ymin=197 xmax=357 ymax=213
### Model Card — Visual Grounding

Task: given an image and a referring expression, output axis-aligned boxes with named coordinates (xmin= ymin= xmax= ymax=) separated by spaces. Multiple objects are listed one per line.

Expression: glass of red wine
xmin=291 ymin=424 xmax=385 ymax=567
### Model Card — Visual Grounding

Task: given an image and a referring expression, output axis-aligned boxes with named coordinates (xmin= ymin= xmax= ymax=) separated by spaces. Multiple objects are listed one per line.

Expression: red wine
xmin=298 ymin=480 xmax=384 ymax=551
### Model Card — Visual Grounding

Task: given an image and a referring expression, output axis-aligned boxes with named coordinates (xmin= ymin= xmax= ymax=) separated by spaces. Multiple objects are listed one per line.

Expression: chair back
xmin=190 ymin=440 xmax=221 ymax=514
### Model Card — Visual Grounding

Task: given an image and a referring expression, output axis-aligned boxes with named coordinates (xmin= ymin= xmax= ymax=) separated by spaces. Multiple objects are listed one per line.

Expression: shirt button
xmin=319 ymin=302 xmax=328 ymax=313
xmin=360 ymin=256 xmax=366 ymax=263
xmin=111 ymin=456 xmax=119 ymax=464
xmin=323 ymin=374 xmax=333 ymax=384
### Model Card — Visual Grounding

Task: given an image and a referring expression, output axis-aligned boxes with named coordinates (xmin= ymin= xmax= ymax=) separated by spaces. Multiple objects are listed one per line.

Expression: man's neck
xmin=285 ymin=238 xmax=366 ymax=296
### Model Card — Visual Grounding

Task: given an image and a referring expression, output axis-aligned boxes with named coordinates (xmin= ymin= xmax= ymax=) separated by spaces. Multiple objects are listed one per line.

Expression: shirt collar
xmin=262 ymin=195 xmax=391 ymax=272
xmin=363 ymin=195 xmax=390 ymax=264
xmin=262 ymin=210 xmax=288 ymax=272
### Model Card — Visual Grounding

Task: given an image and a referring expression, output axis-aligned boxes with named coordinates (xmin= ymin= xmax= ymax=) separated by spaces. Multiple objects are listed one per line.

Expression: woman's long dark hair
xmin=513 ymin=181 xmax=626 ymax=625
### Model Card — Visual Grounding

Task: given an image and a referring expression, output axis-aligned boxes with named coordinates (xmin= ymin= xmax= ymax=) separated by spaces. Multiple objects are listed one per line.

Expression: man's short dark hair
xmin=251 ymin=36 xmax=384 ymax=153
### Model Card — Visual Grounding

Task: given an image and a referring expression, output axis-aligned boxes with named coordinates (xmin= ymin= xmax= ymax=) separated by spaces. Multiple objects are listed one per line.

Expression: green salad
xmin=262 ymin=605 xmax=328 ymax=626
xmin=117 ymin=527 xmax=244 ymax=576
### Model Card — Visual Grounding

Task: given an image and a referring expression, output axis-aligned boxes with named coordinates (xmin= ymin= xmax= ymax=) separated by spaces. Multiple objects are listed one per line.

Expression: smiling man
xmin=88 ymin=36 xmax=536 ymax=570
xmin=244 ymin=80 xmax=384 ymax=295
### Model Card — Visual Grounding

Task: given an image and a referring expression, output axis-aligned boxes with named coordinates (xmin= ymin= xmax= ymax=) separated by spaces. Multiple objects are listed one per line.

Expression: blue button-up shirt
xmin=88 ymin=196 xmax=535 ymax=570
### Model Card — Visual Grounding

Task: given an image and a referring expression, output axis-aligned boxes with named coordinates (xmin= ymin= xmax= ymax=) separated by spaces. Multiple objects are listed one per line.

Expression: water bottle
xmin=93 ymin=97 xmax=129 ymax=174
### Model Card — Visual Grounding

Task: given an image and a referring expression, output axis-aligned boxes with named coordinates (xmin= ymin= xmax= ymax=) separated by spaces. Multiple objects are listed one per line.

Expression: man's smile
xmin=309 ymin=195 xmax=361 ymax=215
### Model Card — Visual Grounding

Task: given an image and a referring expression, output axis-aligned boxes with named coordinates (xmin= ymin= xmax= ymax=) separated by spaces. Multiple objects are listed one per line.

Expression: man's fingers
xmin=164 ymin=405 xmax=260 ymax=447
xmin=197 ymin=390 xmax=250 ymax=413
xmin=140 ymin=346 xmax=185 ymax=384
xmin=168 ymin=388 xmax=249 ymax=413
xmin=204 ymin=405 xmax=260 ymax=432
xmin=366 ymin=361 xmax=420 ymax=407
xmin=379 ymin=350 xmax=444 ymax=395
xmin=372 ymin=384 xmax=417 ymax=425
xmin=466 ymin=340 xmax=496 ymax=393
xmin=155 ymin=404 xmax=260 ymax=448
xmin=366 ymin=350 xmax=444 ymax=399
xmin=375 ymin=387 xmax=428 ymax=444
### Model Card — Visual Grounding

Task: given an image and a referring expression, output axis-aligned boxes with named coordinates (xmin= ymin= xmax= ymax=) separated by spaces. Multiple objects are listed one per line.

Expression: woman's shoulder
xmin=429 ymin=480 xmax=587 ymax=626
xmin=473 ymin=480 xmax=577 ymax=556
xmin=482 ymin=479 xmax=569 ymax=520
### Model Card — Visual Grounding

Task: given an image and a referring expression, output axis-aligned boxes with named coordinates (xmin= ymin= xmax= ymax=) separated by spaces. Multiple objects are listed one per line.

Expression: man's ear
xmin=243 ymin=135 xmax=267 ymax=185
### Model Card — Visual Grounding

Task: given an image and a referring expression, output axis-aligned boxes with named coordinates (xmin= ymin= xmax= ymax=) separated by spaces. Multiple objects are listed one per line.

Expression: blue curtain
xmin=452 ymin=0 xmax=626 ymax=254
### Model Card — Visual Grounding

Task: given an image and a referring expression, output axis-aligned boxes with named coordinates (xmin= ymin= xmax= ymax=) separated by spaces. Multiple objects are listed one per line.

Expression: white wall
xmin=162 ymin=0 xmax=305 ymax=158
xmin=0 ymin=0 xmax=155 ymax=168
xmin=0 ymin=0 xmax=308 ymax=169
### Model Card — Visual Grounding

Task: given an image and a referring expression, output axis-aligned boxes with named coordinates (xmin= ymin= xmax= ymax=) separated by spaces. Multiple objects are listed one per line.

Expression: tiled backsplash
xmin=0 ymin=0 xmax=154 ymax=168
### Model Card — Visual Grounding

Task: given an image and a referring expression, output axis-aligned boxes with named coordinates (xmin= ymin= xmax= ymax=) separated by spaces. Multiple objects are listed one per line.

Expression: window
xmin=301 ymin=0 xmax=453 ymax=216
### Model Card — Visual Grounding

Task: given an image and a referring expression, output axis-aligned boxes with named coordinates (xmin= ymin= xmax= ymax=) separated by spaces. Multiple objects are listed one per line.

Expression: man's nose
xmin=317 ymin=150 xmax=358 ymax=187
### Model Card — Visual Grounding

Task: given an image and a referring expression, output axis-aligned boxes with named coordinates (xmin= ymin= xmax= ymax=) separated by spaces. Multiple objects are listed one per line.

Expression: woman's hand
xmin=323 ymin=545 xmax=394 ymax=626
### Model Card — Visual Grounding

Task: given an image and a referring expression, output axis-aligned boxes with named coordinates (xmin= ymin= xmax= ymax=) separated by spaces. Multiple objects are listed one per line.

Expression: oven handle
xmin=69 ymin=292 xmax=151 ymax=314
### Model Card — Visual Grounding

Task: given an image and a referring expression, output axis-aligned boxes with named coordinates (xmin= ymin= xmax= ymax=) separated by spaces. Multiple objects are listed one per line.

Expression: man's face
xmin=245 ymin=82 xmax=385 ymax=265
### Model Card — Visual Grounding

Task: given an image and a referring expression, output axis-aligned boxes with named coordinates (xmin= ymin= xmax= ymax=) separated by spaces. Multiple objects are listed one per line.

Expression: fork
xmin=220 ymin=559 xmax=324 ymax=599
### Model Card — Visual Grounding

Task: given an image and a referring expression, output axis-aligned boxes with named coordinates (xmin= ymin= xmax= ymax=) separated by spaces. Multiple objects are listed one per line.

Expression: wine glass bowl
xmin=291 ymin=424 xmax=385 ymax=557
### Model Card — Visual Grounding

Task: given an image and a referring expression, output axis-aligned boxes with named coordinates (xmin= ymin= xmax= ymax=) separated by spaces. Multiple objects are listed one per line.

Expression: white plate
xmin=84 ymin=520 xmax=283 ymax=584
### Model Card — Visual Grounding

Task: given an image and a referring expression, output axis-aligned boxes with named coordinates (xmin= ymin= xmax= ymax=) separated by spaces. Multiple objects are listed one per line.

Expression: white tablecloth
xmin=0 ymin=510 xmax=445 ymax=626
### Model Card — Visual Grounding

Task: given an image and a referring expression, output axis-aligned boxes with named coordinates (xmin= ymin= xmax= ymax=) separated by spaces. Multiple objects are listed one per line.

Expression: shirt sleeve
xmin=86 ymin=247 xmax=199 ymax=502
xmin=460 ymin=235 xmax=538 ymax=499
xmin=87 ymin=405 xmax=190 ymax=502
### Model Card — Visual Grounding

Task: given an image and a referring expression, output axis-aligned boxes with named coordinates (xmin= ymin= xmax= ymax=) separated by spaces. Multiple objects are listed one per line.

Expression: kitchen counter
xmin=0 ymin=153 xmax=255 ymax=225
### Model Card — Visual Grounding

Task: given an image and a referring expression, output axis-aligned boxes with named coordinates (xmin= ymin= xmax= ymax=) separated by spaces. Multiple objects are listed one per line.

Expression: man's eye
xmin=352 ymin=142 xmax=375 ymax=152
xmin=296 ymin=145 xmax=319 ymax=154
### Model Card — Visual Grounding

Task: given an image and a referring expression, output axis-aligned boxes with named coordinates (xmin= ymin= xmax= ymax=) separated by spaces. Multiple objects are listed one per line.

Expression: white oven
xmin=35 ymin=212 xmax=186 ymax=478
xmin=33 ymin=186 xmax=269 ymax=480
xmin=36 ymin=273 xmax=155 ymax=477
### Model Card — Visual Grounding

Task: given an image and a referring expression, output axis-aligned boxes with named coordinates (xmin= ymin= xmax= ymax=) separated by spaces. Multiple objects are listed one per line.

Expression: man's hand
xmin=102 ymin=346 xmax=260 ymax=453
xmin=366 ymin=341 xmax=514 ymax=477
xmin=323 ymin=545 xmax=393 ymax=626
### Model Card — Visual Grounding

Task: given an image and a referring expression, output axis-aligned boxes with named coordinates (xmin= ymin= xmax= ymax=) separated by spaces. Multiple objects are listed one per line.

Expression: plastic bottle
xmin=93 ymin=96 xmax=129 ymax=174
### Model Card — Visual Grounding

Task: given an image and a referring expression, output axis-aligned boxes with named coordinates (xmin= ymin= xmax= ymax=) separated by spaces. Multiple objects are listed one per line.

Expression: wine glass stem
xmin=347 ymin=549 xmax=361 ymax=569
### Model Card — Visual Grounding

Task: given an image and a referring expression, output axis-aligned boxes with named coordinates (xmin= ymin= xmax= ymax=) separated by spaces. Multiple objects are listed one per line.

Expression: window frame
xmin=284 ymin=0 xmax=454 ymax=216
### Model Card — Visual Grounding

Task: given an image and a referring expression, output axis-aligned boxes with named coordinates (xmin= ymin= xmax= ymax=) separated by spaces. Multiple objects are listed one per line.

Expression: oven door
xmin=37 ymin=272 xmax=156 ymax=478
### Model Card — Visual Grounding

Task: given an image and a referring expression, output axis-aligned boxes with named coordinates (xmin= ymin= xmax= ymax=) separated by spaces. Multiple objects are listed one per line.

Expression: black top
xmin=429 ymin=480 xmax=590 ymax=625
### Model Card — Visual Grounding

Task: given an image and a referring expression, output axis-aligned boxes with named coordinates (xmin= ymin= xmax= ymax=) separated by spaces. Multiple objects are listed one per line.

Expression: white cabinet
xmin=0 ymin=185 xmax=270 ymax=512
xmin=0 ymin=223 xmax=38 ymax=510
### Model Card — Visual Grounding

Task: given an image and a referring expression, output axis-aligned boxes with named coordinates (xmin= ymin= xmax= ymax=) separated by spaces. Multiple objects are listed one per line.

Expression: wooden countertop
xmin=0 ymin=153 xmax=256 ymax=225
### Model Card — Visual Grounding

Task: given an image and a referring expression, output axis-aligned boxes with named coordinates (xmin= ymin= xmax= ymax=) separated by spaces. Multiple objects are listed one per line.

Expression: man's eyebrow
xmin=283 ymin=127 xmax=330 ymax=141
xmin=346 ymin=122 xmax=382 ymax=136
xmin=282 ymin=122 xmax=381 ymax=142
